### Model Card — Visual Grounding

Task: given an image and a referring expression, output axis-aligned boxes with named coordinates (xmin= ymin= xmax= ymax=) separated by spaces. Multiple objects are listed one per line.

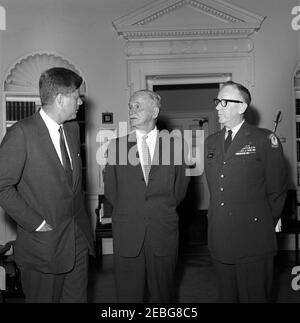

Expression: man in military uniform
xmin=204 ymin=81 xmax=288 ymax=302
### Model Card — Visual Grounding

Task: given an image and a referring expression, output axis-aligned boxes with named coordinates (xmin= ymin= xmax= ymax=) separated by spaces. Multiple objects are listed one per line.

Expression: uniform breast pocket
xmin=238 ymin=153 xmax=260 ymax=166
xmin=236 ymin=154 xmax=263 ymax=180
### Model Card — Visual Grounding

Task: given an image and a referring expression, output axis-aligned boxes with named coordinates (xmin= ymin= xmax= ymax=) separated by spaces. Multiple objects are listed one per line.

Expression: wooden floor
xmin=3 ymin=209 xmax=300 ymax=303
xmin=87 ymin=244 xmax=300 ymax=303
xmin=2 ymin=244 xmax=300 ymax=303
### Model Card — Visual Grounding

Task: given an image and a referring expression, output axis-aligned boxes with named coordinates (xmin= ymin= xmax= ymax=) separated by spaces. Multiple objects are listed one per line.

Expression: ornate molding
xmin=121 ymin=27 xmax=255 ymax=42
xmin=124 ymin=38 xmax=254 ymax=56
xmin=127 ymin=54 xmax=254 ymax=92
xmin=113 ymin=0 xmax=265 ymax=41
xmin=133 ymin=0 xmax=243 ymax=26
xmin=4 ymin=53 xmax=86 ymax=93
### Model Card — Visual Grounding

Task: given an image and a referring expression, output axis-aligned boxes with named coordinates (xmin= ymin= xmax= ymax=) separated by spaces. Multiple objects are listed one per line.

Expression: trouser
xmin=114 ymin=230 xmax=177 ymax=303
xmin=20 ymin=224 xmax=89 ymax=303
xmin=213 ymin=255 xmax=274 ymax=303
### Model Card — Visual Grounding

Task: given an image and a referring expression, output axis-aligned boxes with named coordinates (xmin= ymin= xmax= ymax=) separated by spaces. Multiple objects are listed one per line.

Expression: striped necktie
xmin=141 ymin=134 xmax=151 ymax=185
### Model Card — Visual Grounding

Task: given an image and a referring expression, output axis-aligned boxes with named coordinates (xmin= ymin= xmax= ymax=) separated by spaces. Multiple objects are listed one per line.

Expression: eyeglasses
xmin=213 ymin=98 xmax=244 ymax=108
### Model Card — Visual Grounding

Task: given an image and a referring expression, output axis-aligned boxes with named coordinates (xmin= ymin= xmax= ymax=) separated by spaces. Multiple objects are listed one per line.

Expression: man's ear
xmin=152 ymin=107 xmax=160 ymax=119
xmin=239 ymin=102 xmax=248 ymax=114
xmin=55 ymin=93 xmax=64 ymax=107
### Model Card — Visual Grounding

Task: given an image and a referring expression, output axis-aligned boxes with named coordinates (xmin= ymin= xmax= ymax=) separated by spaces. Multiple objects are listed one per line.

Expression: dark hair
xmin=132 ymin=89 xmax=162 ymax=109
xmin=221 ymin=81 xmax=251 ymax=106
xmin=39 ymin=67 xmax=83 ymax=106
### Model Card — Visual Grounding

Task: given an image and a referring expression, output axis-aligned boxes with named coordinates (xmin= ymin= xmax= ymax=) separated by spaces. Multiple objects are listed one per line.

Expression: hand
xmin=37 ymin=222 xmax=53 ymax=232
xmin=275 ymin=218 xmax=282 ymax=233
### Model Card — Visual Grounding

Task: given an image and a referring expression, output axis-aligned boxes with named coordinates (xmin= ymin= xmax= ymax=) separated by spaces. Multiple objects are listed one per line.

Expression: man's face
xmin=215 ymin=85 xmax=246 ymax=128
xmin=128 ymin=93 xmax=157 ymax=131
xmin=61 ymin=89 xmax=83 ymax=121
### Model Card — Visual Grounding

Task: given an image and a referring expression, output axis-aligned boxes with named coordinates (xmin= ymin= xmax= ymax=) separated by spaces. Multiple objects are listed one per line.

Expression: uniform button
xmin=220 ymin=174 xmax=224 ymax=178
xmin=221 ymin=202 xmax=225 ymax=206
xmin=220 ymin=187 xmax=224 ymax=191
xmin=254 ymin=217 xmax=258 ymax=222
xmin=223 ymin=161 xmax=226 ymax=165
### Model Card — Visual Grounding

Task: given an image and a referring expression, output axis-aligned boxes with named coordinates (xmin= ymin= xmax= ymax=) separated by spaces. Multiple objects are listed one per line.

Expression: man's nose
xmin=216 ymin=103 xmax=222 ymax=111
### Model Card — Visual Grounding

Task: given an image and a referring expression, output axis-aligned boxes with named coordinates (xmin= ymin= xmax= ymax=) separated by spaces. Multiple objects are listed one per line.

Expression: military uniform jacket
xmin=104 ymin=131 xmax=190 ymax=258
xmin=204 ymin=121 xmax=288 ymax=264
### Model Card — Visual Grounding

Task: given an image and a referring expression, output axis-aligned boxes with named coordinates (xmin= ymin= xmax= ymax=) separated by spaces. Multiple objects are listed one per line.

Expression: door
xmin=157 ymin=112 xmax=213 ymax=210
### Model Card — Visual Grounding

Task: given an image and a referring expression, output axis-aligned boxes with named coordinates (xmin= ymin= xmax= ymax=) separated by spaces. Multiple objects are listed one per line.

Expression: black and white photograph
xmin=0 ymin=0 xmax=299 ymax=312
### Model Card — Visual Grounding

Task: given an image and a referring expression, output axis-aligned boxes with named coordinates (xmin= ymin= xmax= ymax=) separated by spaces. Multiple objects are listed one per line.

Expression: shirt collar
xmin=226 ymin=120 xmax=244 ymax=138
xmin=40 ymin=108 xmax=61 ymax=132
xmin=136 ymin=126 xmax=157 ymax=141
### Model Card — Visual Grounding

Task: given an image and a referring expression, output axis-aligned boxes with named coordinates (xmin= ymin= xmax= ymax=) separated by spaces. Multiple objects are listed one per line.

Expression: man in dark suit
xmin=0 ymin=67 xmax=94 ymax=302
xmin=204 ymin=81 xmax=288 ymax=302
xmin=104 ymin=90 xmax=190 ymax=302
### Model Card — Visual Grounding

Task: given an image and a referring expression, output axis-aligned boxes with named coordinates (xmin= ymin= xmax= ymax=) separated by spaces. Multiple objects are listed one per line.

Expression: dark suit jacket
xmin=104 ymin=131 xmax=190 ymax=257
xmin=0 ymin=112 xmax=94 ymax=273
xmin=204 ymin=121 xmax=288 ymax=264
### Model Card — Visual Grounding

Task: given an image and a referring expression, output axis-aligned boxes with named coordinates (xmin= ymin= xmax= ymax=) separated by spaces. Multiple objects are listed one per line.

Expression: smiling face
xmin=128 ymin=92 xmax=159 ymax=133
xmin=216 ymin=85 xmax=247 ymax=129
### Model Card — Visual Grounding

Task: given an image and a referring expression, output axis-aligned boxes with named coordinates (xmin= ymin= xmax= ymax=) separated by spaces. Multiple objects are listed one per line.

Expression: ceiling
xmin=0 ymin=0 xmax=152 ymax=15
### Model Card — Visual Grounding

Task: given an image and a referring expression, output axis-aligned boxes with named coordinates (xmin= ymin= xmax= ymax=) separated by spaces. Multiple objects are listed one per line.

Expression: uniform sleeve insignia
xmin=269 ymin=133 xmax=279 ymax=148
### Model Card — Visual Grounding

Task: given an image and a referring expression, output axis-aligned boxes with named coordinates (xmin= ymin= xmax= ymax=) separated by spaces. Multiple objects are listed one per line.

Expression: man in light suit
xmin=104 ymin=90 xmax=190 ymax=302
xmin=204 ymin=81 xmax=288 ymax=302
xmin=0 ymin=67 xmax=94 ymax=302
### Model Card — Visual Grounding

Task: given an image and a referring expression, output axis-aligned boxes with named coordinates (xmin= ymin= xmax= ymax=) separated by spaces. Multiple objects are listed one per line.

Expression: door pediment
xmin=113 ymin=0 xmax=265 ymax=41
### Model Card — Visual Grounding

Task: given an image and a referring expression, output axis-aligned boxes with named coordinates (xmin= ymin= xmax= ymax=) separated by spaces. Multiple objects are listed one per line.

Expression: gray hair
xmin=221 ymin=81 xmax=251 ymax=106
xmin=132 ymin=89 xmax=161 ymax=109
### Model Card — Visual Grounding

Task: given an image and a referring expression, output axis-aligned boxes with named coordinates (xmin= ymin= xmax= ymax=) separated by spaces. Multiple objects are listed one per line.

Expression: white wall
xmin=0 ymin=0 xmax=299 ymax=244
xmin=0 ymin=0 xmax=150 ymax=197
xmin=0 ymin=0 xmax=298 ymax=189
xmin=229 ymin=0 xmax=299 ymax=186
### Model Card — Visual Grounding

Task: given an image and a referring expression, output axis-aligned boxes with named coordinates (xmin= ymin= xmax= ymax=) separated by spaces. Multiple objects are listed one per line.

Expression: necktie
xmin=224 ymin=129 xmax=232 ymax=152
xmin=141 ymin=134 xmax=151 ymax=185
xmin=59 ymin=126 xmax=73 ymax=187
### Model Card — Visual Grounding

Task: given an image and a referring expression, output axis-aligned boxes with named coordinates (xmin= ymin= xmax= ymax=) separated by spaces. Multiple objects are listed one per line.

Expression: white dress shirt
xmin=39 ymin=109 xmax=73 ymax=168
xmin=36 ymin=109 xmax=73 ymax=231
xmin=225 ymin=119 xmax=245 ymax=140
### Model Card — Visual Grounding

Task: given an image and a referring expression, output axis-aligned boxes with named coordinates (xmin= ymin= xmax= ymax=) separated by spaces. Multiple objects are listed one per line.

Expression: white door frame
xmin=127 ymin=54 xmax=254 ymax=97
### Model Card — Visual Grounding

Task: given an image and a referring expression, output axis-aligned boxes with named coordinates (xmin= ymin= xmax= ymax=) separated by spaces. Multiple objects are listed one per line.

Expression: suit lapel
xmin=33 ymin=112 xmax=75 ymax=191
xmin=127 ymin=132 xmax=144 ymax=181
xmin=127 ymin=130 xmax=162 ymax=185
xmin=64 ymin=123 xmax=80 ymax=191
xmin=148 ymin=133 xmax=160 ymax=179
xmin=33 ymin=112 xmax=67 ymax=173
